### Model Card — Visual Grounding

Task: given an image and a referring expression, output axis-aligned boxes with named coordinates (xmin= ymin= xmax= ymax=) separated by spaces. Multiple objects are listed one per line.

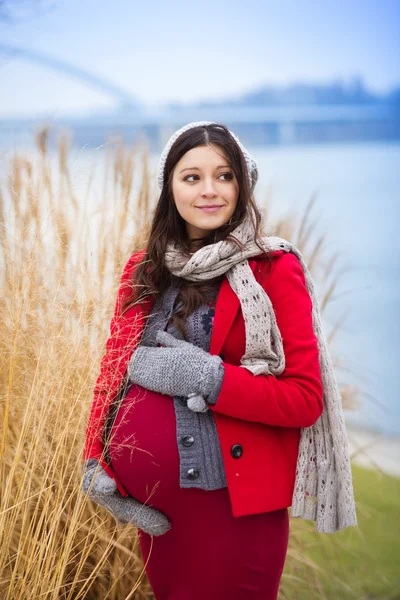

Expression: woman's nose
xmin=201 ymin=178 xmax=218 ymax=197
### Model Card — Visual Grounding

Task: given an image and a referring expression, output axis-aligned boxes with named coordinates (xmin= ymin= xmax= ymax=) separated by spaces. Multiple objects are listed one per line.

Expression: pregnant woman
xmin=82 ymin=121 xmax=357 ymax=599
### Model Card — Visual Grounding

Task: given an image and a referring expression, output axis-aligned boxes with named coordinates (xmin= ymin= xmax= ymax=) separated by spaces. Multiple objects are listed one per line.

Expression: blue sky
xmin=0 ymin=0 xmax=399 ymax=116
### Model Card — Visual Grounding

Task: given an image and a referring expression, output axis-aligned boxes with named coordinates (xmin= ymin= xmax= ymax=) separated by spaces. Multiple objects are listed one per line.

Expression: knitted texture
xmin=82 ymin=459 xmax=171 ymax=536
xmin=157 ymin=121 xmax=259 ymax=192
xmin=127 ymin=331 xmax=223 ymax=400
xmin=134 ymin=280 xmax=228 ymax=490
xmin=163 ymin=208 xmax=358 ymax=534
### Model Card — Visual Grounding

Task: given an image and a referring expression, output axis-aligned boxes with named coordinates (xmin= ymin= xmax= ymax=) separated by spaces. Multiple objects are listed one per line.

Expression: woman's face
xmin=171 ymin=144 xmax=239 ymax=240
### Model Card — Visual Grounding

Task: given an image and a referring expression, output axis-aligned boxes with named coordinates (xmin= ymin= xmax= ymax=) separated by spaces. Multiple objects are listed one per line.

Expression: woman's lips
xmin=196 ymin=206 xmax=223 ymax=213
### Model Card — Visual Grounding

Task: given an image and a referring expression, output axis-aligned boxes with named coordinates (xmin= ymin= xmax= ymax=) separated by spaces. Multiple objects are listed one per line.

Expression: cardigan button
xmin=231 ymin=444 xmax=243 ymax=459
xmin=186 ymin=468 xmax=200 ymax=480
xmin=181 ymin=435 xmax=195 ymax=447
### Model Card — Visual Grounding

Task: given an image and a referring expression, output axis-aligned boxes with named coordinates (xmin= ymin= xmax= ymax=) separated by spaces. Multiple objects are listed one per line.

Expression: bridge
xmin=0 ymin=43 xmax=142 ymax=109
xmin=0 ymin=44 xmax=398 ymax=147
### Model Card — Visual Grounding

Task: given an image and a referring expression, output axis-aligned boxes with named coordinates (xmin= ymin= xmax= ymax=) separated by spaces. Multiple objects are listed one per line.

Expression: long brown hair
xmin=122 ymin=122 xmax=271 ymax=339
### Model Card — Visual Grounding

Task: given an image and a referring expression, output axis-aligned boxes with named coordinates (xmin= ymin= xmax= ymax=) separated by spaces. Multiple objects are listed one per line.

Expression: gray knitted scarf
xmin=164 ymin=209 xmax=358 ymax=534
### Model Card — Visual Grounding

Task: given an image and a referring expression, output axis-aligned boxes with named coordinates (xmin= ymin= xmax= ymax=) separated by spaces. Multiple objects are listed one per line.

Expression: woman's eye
xmin=183 ymin=172 xmax=233 ymax=182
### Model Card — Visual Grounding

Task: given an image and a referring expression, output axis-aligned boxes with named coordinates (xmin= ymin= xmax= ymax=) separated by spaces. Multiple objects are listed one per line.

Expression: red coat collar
xmin=138 ymin=250 xmax=285 ymax=357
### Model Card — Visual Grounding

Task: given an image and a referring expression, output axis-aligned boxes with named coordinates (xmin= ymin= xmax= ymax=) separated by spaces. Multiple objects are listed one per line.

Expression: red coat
xmin=83 ymin=249 xmax=324 ymax=517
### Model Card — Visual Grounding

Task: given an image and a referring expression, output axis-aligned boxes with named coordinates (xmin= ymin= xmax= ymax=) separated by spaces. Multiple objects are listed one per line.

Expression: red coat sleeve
xmin=83 ymin=250 xmax=146 ymax=462
xmin=210 ymin=252 xmax=324 ymax=428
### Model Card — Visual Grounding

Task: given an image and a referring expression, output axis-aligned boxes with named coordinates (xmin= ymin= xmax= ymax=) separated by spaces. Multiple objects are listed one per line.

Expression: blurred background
xmin=2 ymin=0 xmax=399 ymax=437
xmin=0 ymin=2 xmax=399 ymax=598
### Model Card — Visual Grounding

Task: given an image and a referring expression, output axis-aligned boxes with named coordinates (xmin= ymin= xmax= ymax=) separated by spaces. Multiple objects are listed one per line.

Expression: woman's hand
xmin=127 ymin=330 xmax=224 ymax=402
xmin=82 ymin=459 xmax=171 ymax=536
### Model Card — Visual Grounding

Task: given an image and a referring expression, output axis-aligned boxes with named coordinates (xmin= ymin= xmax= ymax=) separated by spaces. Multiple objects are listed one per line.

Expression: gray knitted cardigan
xmin=119 ymin=281 xmax=228 ymax=490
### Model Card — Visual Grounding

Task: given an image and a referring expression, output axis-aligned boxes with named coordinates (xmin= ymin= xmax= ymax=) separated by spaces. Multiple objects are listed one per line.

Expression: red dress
xmin=109 ymin=384 xmax=289 ymax=600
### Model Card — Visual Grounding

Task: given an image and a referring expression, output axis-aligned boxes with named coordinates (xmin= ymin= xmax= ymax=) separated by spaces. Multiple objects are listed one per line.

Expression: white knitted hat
xmin=157 ymin=121 xmax=259 ymax=192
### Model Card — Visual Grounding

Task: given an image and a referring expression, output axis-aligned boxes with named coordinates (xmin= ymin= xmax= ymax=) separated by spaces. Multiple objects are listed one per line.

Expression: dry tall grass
xmin=0 ymin=128 xmax=360 ymax=599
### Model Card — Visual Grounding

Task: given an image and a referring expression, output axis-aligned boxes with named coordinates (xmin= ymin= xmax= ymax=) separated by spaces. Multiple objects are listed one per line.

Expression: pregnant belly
xmin=108 ymin=383 xmax=180 ymax=508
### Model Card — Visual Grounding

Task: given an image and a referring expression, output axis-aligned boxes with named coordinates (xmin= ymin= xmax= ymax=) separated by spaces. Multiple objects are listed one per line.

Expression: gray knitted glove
xmin=82 ymin=459 xmax=171 ymax=536
xmin=127 ymin=330 xmax=224 ymax=405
